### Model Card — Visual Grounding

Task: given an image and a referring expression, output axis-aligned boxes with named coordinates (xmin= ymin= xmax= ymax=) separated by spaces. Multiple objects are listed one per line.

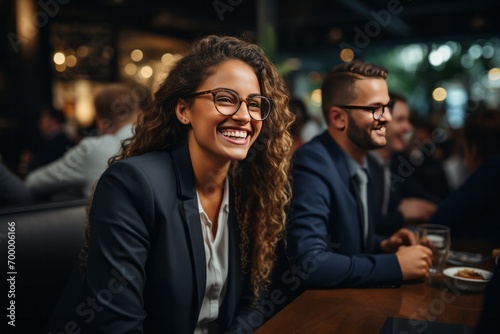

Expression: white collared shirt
xmin=194 ymin=178 xmax=230 ymax=334
xmin=340 ymin=149 xmax=371 ymax=245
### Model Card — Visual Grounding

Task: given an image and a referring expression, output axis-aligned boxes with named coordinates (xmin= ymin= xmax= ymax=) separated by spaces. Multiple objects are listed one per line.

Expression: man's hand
xmin=396 ymin=245 xmax=433 ymax=281
xmin=380 ymin=228 xmax=417 ymax=253
xmin=398 ymin=198 xmax=437 ymax=222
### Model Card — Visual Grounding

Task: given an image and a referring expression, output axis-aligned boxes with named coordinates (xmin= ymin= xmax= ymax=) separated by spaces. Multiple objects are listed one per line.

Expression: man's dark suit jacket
xmin=48 ymin=143 xmax=255 ymax=333
xmin=368 ymin=154 xmax=405 ymax=236
xmin=284 ymin=131 xmax=402 ymax=290
xmin=370 ymin=152 xmax=443 ymax=236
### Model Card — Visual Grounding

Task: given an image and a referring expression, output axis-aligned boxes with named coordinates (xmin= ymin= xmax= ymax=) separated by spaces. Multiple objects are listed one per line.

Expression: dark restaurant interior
xmin=1 ymin=0 xmax=499 ymax=171
xmin=1 ymin=0 xmax=500 ymax=333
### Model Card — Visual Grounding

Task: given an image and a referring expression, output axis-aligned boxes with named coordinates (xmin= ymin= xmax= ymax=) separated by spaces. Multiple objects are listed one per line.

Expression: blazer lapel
xmin=319 ymin=132 xmax=368 ymax=251
xmin=319 ymin=132 xmax=352 ymax=190
xmin=171 ymin=144 xmax=206 ymax=313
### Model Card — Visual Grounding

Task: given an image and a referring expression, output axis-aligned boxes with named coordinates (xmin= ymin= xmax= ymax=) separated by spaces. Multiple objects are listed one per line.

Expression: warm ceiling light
xmin=140 ymin=65 xmax=153 ymax=78
xmin=66 ymin=55 xmax=77 ymax=67
xmin=311 ymin=89 xmax=322 ymax=106
xmin=55 ymin=63 xmax=66 ymax=72
xmin=340 ymin=48 xmax=354 ymax=62
xmin=432 ymin=87 xmax=447 ymax=102
xmin=161 ymin=53 xmax=174 ymax=65
xmin=488 ymin=68 xmax=500 ymax=81
xmin=125 ymin=63 xmax=137 ymax=76
xmin=131 ymin=49 xmax=143 ymax=62
xmin=53 ymin=52 xmax=65 ymax=65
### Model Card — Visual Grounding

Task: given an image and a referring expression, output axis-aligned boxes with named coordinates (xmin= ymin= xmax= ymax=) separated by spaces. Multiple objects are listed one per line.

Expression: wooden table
xmin=255 ymin=278 xmax=484 ymax=333
xmin=256 ymin=244 xmax=495 ymax=334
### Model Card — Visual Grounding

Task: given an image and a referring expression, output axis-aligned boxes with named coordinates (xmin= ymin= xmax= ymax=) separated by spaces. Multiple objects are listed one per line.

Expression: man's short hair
xmin=321 ymin=60 xmax=388 ymax=123
xmin=93 ymin=84 xmax=139 ymax=125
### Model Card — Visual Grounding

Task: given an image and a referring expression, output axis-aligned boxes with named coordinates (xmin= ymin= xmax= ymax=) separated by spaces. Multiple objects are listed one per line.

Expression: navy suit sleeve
xmin=287 ymin=148 xmax=402 ymax=289
xmin=85 ymin=161 xmax=154 ymax=333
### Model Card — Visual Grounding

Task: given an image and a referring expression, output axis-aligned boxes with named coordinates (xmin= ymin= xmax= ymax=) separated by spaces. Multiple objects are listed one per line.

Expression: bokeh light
xmin=432 ymin=87 xmax=447 ymax=101
xmin=131 ymin=49 xmax=143 ymax=62
xmin=340 ymin=48 xmax=354 ymax=62
xmin=488 ymin=68 xmax=500 ymax=81
xmin=161 ymin=53 xmax=174 ymax=65
xmin=53 ymin=52 xmax=65 ymax=65
xmin=311 ymin=89 xmax=322 ymax=107
xmin=124 ymin=63 xmax=137 ymax=76
xmin=66 ymin=55 xmax=77 ymax=67
xmin=140 ymin=65 xmax=153 ymax=78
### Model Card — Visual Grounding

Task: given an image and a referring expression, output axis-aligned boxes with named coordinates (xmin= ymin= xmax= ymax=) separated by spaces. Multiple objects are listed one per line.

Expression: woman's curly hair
xmin=81 ymin=35 xmax=295 ymax=299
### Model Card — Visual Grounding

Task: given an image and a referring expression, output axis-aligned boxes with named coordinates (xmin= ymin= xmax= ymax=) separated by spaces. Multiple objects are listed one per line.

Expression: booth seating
xmin=0 ymin=199 xmax=87 ymax=334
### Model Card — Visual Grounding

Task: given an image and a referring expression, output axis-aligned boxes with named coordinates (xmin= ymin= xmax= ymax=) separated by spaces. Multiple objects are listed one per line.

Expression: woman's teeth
xmin=220 ymin=130 xmax=248 ymax=139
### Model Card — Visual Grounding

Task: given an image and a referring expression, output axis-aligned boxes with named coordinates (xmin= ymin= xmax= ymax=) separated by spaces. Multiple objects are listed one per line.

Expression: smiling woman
xmin=178 ymin=60 xmax=266 ymax=165
xmin=46 ymin=35 xmax=295 ymax=333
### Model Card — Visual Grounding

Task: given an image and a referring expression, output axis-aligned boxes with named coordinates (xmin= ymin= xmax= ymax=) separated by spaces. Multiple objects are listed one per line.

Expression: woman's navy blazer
xmin=84 ymin=142 xmax=249 ymax=333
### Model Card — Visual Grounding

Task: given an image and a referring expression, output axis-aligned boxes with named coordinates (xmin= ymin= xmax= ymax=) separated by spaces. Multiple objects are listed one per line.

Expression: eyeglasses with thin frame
xmin=335 ymin=104 xmax=389 ymax=120
xmin=186 ymin=88 xmax=272 ymax=121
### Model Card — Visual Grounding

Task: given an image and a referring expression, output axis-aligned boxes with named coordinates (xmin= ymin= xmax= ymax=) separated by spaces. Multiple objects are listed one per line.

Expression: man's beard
xmin=346 ymin=112 xmax=384 ymax=151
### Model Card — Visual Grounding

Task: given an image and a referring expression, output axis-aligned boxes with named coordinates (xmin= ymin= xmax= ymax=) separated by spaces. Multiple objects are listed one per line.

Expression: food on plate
xmin=455 ymin=269 xmax=485 ymax=280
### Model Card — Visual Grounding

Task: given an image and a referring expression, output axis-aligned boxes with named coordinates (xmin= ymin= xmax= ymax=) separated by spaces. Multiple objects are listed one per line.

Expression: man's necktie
xmin=356 ymin=168 xmax=369 ymax=245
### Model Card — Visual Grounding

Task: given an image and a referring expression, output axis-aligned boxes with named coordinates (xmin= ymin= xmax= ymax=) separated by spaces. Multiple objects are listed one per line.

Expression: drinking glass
xmin=417 ymin=224 xmax=451 ymax=275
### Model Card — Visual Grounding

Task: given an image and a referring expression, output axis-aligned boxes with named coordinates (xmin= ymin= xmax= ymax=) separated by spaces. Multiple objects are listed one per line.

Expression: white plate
xmin=443 ymin=267 xmax=493 ymax=292
xmin=448 ymin=251 xmax=487 ymax=265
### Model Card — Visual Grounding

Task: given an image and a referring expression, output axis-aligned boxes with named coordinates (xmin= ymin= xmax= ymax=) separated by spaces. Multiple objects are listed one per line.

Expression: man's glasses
xmin=186 ymin=88 xmax=272 ymax=121
xmin=335 ymin=104 xmax=388 ymax=120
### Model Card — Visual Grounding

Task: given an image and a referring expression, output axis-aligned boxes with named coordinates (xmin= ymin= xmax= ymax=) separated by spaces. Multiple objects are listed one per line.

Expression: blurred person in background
xmin=404 ymin=118 xmax=451 ymax=202
xmin=300 ymin=102 xmax=326 ymax=144
xmin=19 ymin=106 xmax=76 ymax=176
xmin=369 ymin=92 xmax=437 ymax=236
xmin=441 ymin=127 xmax=468 ymax=191
xmin=430 ymin=106 xmax=500 ymax=243
xmin=25 ymin=84 xmax=140 ymax=201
